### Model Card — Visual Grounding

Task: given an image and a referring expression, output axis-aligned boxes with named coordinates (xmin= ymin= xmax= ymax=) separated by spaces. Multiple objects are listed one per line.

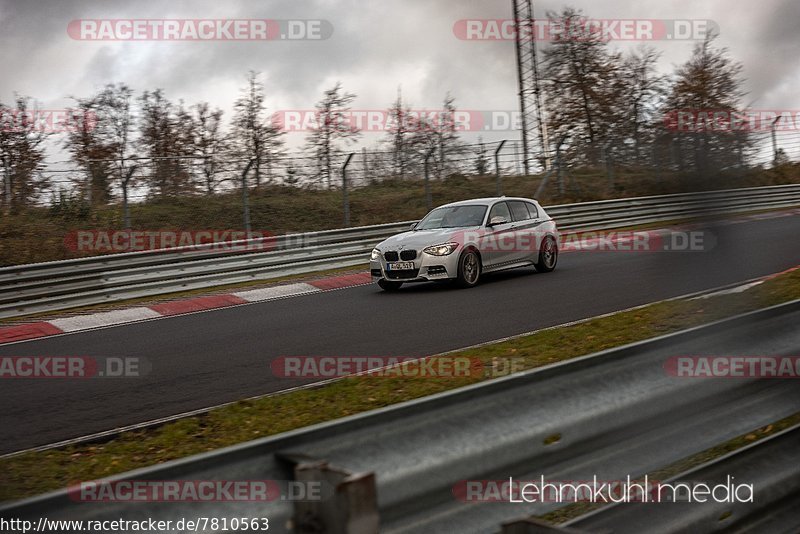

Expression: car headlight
xmin=370 ymin=248 xmax=381 ymax=260
xmin=423 ymin=242 xmax=459 ymax=256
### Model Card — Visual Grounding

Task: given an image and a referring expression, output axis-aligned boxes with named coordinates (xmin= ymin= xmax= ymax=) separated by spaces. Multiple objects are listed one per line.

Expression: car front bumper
xmin=370 ymin=251 xmax=461 ymax=283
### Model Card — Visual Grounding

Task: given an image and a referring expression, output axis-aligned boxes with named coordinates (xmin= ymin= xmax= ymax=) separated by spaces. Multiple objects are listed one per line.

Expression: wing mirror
xmin=487 ymin=216 xmax=509 ymax=227
xmin=410 ymin=222 xmax=418 ymax=230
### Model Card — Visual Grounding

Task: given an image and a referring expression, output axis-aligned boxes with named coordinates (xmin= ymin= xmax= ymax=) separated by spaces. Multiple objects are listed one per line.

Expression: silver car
xmin=370 ymin=197 xmax=559 ymax=290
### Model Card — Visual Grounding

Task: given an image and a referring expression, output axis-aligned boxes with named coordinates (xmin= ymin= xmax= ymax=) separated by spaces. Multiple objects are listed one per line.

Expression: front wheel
xmin=456 ymin=249 xmax=482 ymax=288
xmin=535 ymin=236 xmax=558 ymax=273
xmin=378 ymin=279 xmax=403 ymax=291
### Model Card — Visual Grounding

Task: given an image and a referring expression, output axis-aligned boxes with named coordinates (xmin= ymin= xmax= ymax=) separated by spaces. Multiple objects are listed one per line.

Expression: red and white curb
xmin=0 ymin=273 xmax=373 ymax=345
xmin=692 ymin=265 xmax=800 ymax=299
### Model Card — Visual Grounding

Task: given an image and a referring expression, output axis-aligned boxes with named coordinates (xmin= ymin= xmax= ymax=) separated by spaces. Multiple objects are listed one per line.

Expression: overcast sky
xmin=1 ymin=0 xmax=798 ymax=154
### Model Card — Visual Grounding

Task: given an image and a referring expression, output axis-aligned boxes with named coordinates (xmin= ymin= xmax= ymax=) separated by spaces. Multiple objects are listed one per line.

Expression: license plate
xmin=386 ymin=262 xmax=414 ymax=270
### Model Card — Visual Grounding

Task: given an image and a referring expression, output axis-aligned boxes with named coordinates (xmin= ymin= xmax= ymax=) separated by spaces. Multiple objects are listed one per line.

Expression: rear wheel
xmin=378 ymin=279 xmax=403 ymax=291
xmin=456 ymin=249 xmax=481 ymax=288
xmin=535 ymin=236 xmax=558 ymax=273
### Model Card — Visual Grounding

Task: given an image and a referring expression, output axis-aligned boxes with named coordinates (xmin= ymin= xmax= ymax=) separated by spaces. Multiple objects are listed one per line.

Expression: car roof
xmin=437 ymin=197 xmax=538 ymax=208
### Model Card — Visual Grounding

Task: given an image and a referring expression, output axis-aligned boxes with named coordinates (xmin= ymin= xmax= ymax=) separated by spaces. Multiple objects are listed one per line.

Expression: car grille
xmin=383 ymin=250 xmax=417 ymax=262
xmin=385 ymin=269 xmax=419 ymax=280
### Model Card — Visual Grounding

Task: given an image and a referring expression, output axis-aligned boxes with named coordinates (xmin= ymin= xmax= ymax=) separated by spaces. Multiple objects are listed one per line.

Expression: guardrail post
xmin=241 ymin=159 xmax=255 ymax=234
xmin=294 ymin=461 xmax=379 ymax=534
xmin=342 ymin=153 xmax=354 ymax=227
xmin=494 ymin=140 xmax=507 ymax=196
xmin=121 ymin=165 xmax=137 ymax=230
xmin=424 ymin=147 xmax=435 ymax=210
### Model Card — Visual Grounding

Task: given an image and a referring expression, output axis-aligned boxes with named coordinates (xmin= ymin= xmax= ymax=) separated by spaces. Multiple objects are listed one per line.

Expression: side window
xmin=488 ymin=202 xmax=512 ymax=224
xmin=509 ymin=201 xmax=531 ymax=222
xmin=526 ymin=202 xmax=539 ymax=219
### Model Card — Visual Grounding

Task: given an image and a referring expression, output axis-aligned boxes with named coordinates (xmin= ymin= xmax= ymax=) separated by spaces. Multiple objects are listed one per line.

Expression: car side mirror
xmin=487 ymin=216 xmax=509 ymax=227
xmin=410 ymin=222 xmax=418 ymax=230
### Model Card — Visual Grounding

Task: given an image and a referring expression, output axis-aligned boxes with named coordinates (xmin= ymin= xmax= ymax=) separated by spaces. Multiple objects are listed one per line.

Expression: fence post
xmin=362 ymin=147 xmax=369 ymax=184
xmin=651 ymin=143 xmax=661 ymax=182
xmin=342 ymin=153 xmax=354 ymax=227
xmin=2 ymin=155 xmax=10 ymax=215
xmin=241 ymin=160 xmax=254 ymax=234
xmin=494 ymin=140 xmax=507 ymax=196
xmin=424 ymin=147 xmax=435 ymax=211
xmin=122 ymin=165 xmax=137 ymax=230
xmin=771 ymin=116 xmax=780 ymax=165
xmin=603 ymin=142 xmax=614 ymax=190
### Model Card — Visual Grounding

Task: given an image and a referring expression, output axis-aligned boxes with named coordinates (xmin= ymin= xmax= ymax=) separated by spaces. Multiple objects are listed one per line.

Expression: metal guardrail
xmin=561 ymin=422 xmax=800 ymax=533
xmin=3 ymin=299 xmax=799 ymax=533
xmin=1 ymin=183 xmax=799 ymax=318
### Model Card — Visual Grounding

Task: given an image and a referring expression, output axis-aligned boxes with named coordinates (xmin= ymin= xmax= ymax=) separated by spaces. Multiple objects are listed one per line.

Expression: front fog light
xmin=423 ymin=243 xmax=459 ymax=256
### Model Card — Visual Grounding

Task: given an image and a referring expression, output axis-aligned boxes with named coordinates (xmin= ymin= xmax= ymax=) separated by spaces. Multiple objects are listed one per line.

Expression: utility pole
xmin=512 ymin=0 xmax=551 ymax=175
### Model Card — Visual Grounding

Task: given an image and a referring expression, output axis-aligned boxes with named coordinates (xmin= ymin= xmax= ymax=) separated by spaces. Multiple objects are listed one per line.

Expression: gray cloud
xmin=1 ymin=0 xmax=797 ymax=152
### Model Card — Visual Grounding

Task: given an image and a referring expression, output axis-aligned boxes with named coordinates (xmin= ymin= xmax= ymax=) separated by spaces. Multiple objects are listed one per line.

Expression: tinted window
xmin=526 ymin=202 xmax=539 ymax=218
xmin=509 ymin=201 xmax=532 ymax=222
xmin=488 ymin=202 xmax=512 ymax=224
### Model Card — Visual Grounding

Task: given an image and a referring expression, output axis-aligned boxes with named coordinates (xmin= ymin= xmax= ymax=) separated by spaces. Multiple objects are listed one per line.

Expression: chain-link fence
xmin=1 ymin=130 xmax=798 ymax=266
xmin=35 ymin=129 xmax=800 ymax=203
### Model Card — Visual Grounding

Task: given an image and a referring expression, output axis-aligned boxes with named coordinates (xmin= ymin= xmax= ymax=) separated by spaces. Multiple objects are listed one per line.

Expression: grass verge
xmin=1 ymin=267 xmax=799 ymax=502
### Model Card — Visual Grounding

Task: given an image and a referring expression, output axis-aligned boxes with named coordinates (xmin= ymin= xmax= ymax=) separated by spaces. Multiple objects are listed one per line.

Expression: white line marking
xmin=692 ymin=280 xmax=766 ymax=299
xmin=49 ymin=307 xmax=162 ymax=332
xmin=232 ymin=282 xmax=320 ymax=302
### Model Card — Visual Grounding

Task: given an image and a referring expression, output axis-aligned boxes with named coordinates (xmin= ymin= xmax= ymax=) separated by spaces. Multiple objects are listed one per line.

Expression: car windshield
xmin=415 ymin=205 xmax=487 ymax=230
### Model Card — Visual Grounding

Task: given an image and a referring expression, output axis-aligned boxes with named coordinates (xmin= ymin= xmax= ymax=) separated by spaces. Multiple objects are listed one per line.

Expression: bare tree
xmin=0 ymin=95 xmax=49 ymax=212
xmin=435 ymin=93 xmax=464 ymax=178
xmin=305 ymin=82 xmax=360 ymax=188
xmin=232 ymin=71 xmax=285 ymax=188
xmin=663 ymin=32 xmax=747 ymax=173
xmin=384 ymin=87 xmax=415 ymax=178
xmin=64 ymin=93 xmax=116 ymax=205
xmin=542 ymin=7 xmax=622 ymax=163
xmin=621 ymin=46 xmax=665 ymax=159
xmin=138 ymin=89 xmax=196 ymax=197
xmin=190 ymin=102 xmax=229 ymax=195
xmin=474 ymin=137 xmax=489 ymax=175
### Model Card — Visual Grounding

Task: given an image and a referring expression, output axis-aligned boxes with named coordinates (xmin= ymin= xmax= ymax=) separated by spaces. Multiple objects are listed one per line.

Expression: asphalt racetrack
xmin=2 ymin=213 xmax=799 ymax=454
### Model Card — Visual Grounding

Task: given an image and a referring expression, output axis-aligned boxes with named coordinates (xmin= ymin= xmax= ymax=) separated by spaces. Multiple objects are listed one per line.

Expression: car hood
xmin=377 ymin=227 xmax=481 ymax=250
